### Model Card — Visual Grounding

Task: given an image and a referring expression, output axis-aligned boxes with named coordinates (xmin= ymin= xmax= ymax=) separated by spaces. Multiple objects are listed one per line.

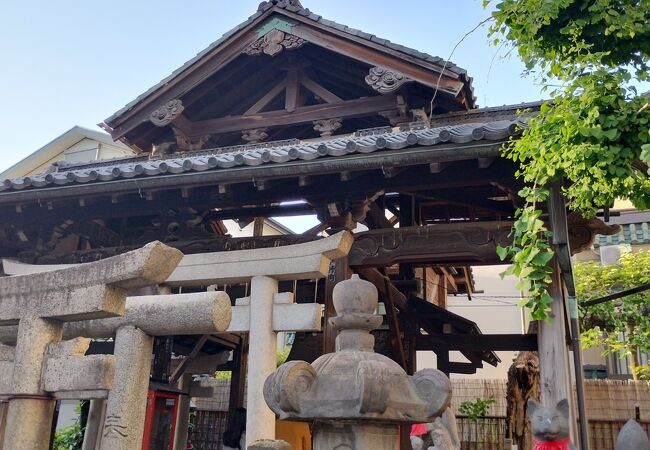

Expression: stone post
xmin=264 ymin=275 xmax=453 ymax=450
xmin=173 ymin=374 xmax=192 ymax=450
xmin=616 ymin=419 xmax=650 ymax=450
xmin=82 ymin=399 xmax=105 ymax=450
xmin=246 ymin=275 xmax=279 ymax=446
xmin=99 ymin=326 xmax=154 ymax=450
xmin=3 ymin=318 xmax=63 ymax=450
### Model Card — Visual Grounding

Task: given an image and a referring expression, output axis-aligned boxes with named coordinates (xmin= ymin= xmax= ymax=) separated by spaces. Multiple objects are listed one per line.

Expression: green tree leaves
xmin=486 ymin=0 xmax=650 ymax=321
xmin=575 ymin=250 xmax=650 ymax=380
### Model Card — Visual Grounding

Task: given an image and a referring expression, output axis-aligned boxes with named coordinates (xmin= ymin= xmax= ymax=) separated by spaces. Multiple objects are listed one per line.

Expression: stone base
xmin=249 ymin=439 xmax=291 ymax=450
xmin=313 ymin=421 xmax=399 ymax=450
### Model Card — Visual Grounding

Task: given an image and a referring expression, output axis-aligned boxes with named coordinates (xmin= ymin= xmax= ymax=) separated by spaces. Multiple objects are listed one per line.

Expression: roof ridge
xmin=105 ymin=2 xmax=471 ymax=126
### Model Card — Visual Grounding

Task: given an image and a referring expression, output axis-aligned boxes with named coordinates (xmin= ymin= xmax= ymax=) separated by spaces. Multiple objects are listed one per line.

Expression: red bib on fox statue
xmin=533 ymin=438 xmax=572 ymax=450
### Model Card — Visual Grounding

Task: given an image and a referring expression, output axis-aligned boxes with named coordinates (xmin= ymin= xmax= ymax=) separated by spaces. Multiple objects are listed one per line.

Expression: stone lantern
xmin=264 ymin=274 xmax=452 ymax=449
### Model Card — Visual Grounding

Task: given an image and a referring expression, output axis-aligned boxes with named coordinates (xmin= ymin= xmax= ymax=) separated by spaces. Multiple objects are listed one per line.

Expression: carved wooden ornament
xmin=567 ymin=212 xmax=621 ymax=254
xmin=150 ymin=100 xmax=184 ymax=127
xmin=365 ymin=67 xmax=412 ymax=94
xmin=242 ymin=128 xmax=269 ymax=144
xmin=172 ymin=128 xmax=210 ymax=152
xmin=313 ymin=118 xmax=342 ymax=137
xmin=244 ymin=29 xmax=307 ymax=57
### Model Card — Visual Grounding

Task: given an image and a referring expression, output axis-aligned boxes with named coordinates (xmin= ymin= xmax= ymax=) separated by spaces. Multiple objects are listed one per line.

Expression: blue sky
xmin=0 ymin=0 xmax=545 ymax=173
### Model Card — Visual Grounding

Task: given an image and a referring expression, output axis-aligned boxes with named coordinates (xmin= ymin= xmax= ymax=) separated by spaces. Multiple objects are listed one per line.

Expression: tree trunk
xmin=506 ymin=352 xmax=540 ymax=450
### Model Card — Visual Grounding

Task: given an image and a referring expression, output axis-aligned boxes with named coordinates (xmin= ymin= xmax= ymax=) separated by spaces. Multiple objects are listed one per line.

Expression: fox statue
xmin=528 ymin=399 xmax=576 ymax=450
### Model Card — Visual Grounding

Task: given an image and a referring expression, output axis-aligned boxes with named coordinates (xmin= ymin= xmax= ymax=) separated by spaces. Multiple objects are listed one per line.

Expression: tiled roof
xmin=0 ymin=119 xmax=523 ymax=193
xmin=596 ymin=223 xmax=650 ymax=247
xmin=105 ymin=1 xmax=472 ymax=125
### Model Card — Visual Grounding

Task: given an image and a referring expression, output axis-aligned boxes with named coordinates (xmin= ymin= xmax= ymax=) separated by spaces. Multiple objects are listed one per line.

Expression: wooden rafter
xmin=285 ymin=69 xmax=301 ymax=112
xmin=245 ymin=80 xmax=288 ymax=115
xmin=189 ymin=94 xmax=397 ymax=136
xmin=300 ymin=73 xmax=342 ymax=103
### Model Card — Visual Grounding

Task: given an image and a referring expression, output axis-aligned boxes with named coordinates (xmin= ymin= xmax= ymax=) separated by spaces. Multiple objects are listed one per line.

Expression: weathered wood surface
xmin=287 ymin=24 xmax=465 ymax=96
xmin=415 ymin=333 xmax=538 ymax=352
xmin=506 ymin=352 xmax=540 ymax=450
xmin=9 ymin=221 xmax=514 ymax=267
xmin=349 ymin=222 xmax=514 ymax=267
xmin=189 ymin=95 xmax=398 ymax=136
xmin=537 ymin=260 xmax=575 ymax=441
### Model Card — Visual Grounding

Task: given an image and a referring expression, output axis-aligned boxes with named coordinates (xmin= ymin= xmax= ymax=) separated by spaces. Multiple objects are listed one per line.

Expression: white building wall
xmin=417 ymin=265 xmax=525 ymax=379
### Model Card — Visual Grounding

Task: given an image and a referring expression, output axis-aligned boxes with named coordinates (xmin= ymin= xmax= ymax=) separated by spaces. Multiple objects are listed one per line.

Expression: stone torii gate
xmin=1 ymin=232 xmax=352 ymax=446
xmin=165 ymin=231 xmax=353 ymax=446
xmin=0 ymin=242 xmax=183 ymax=449
xmin=0 ymin=291 xmax=232 ymax=450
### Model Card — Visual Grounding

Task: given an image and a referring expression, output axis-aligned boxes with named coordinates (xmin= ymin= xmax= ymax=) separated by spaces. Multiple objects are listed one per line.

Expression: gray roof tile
xmin=0 ymin=118 xmax=524 ymax=193
xmin=596 ymin=222 xmax=650 ymax=247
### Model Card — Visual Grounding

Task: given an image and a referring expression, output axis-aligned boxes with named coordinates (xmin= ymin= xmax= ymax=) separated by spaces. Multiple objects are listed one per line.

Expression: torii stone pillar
xmin=82 ymin=399 xmax=105 ymax=450
xmin=100 ymin=325 xmax=152 ymax=450
xmin=165 ymin=231 xmax=353 ymax=446
xmin=0 ymin=242 xmax=182 ymax=450
xmin=248 ymin=275 xmax=279 ymax=443
xmin=0 ymin=291 xmax=231 ymax=450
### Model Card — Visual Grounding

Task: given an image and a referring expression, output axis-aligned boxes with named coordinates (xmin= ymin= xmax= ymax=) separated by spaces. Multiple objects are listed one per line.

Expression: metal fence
xmin=189 ymin=410 xmax=228 ymax=450
xmin=456 ymin=415 xmax=507 ymax=450
xmin=588 ymin=419 xmax=650 ymax=450
xmin=455 ymin=416 xmax=650 ymax=450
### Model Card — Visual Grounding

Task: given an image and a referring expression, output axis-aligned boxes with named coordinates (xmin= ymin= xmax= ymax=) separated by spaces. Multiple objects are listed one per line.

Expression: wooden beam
xmin=253 ymin=217 xmax=265 ymax=237
xmin=245 ymin=80 xmax=287 ymax=115
xmin=285 ymin=69 xmax=300 ymax=113
xmin=356 ymin=267 xmax=407 ymax=309
xmin=170 ymin=334 xmax=209 ymax=385
xmin=382 ymin=272 xmax=408 ymax=370
xmin=446 ymin=362 xmax=479 ymax=374
xmin=364 ymin=202 xmax=393 ymax=229
xmin=189 ymin=94 xmax=397 ymax=137
xmin=228 ymin=335 xmax=248 ymax=425
xmin=286 ymin=21 xmax=465 ymax=96
xmin=301 ymin=74 xmax=343 ymax=103
xmin=205 ymin=203 xmax=314 ymax=220
xmin=416 ymin=333 xmax=538 ymax=352
xmin=349 ymin=222 xmax=514 ymax=268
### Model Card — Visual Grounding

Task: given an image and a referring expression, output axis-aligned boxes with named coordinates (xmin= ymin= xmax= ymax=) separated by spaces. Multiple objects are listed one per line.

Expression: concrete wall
xmin=55 ymin=400 xmax=79 ymax=431
xmin=62 ymin=138 xmax=133 ymax=165
xmin=224 ymin=219 xmax=291 ymax=237
xmin=24 ymin=138 xmax=135 ymax=176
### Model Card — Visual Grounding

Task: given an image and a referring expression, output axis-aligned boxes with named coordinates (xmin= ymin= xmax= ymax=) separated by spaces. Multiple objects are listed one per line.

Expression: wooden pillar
xmin=253 ymin=217 xmax=265 ymax=237
xmin=0 ymin=401 xmax=6 ymax=448
xmin=173 ymin=374 xmax=192 ymax=450
xmin=398 ymin=194 xmax=416 ymax=281
xmin=227 ymin=335 xmax=248 ymax=425
xmin=399 ymin=195 xmax=417 ymax=450
xmin=403 ymin=318 xmax=418 ymax=375
xmin=437 ymin=350 xmax=450 ymax=377
xmin=151 ymin=336 xmax=173 ymax=382
xmin=538 ymin=260 xmax=576 ymax=441
xmin=323 ymin=257 xmax=349 ymax=354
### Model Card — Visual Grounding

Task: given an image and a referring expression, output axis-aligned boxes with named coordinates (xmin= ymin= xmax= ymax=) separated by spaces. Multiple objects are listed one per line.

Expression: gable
xmin=0 ymin=127 xmax=135 ymax=180
xmin=103 ymin=1 xmax=475 ymax=154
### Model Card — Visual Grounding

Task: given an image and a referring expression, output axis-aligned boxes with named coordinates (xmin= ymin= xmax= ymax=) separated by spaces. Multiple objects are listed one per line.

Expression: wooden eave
xmin=103 ymin=5 xmax=472 ymax=146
